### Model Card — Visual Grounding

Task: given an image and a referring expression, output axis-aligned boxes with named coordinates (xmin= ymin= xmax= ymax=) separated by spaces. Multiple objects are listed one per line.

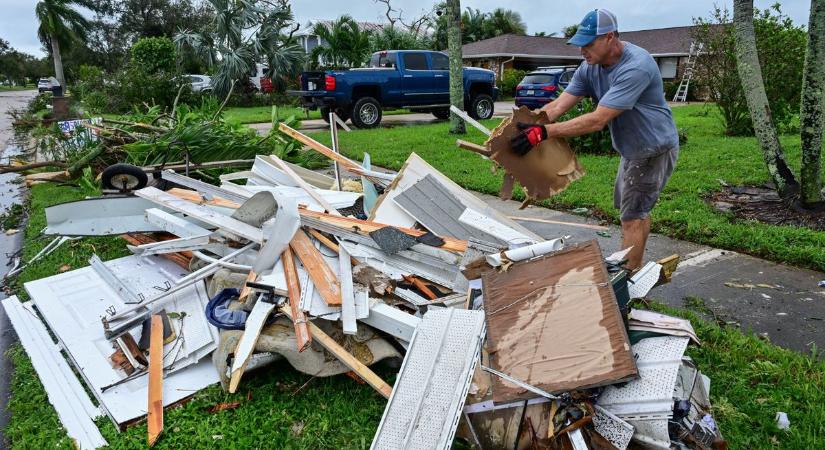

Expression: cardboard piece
xmin=485 ymin=106 xmax=585 ymax=203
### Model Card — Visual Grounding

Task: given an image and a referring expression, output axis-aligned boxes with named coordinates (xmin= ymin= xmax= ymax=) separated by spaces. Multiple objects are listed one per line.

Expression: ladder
xmin=672 ymin=41 xmax=703 ymax=102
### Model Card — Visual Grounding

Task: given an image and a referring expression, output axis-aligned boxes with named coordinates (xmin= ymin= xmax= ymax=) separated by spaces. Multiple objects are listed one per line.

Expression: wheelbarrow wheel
xmin=101 ymin=163 xmax=148 ymax=192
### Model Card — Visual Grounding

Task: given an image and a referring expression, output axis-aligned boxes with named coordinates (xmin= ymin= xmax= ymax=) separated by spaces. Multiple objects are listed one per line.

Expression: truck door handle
xmin=434 ymin=74 xmax=445 ymax=77
xmin=403 ymin=75 xmax=413 ymax=78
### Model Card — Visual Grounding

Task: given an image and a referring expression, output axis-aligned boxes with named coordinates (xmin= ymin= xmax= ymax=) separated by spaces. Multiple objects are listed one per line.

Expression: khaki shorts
xmin=613 ymin=148 xmax=678 ymax=221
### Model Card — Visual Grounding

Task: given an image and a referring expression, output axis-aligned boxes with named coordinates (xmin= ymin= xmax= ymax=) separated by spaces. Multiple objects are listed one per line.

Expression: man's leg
xmin=621 ymin=217 xmax=650 ymax=271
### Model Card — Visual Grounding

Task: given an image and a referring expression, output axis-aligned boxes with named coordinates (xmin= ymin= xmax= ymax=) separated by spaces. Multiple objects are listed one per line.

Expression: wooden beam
xmin=282 ymin=247 xmax=312 ymax=352
xmin=278 ymin=123 xmax=362 ymax=172
xmin=402 ymin=275 xmax=438 ymax=300
xmin=280 ymin=306 xmax=393 ymax=399
xmin=307 ymin=229 xmax=359 ymax=266
xmin=456 ymin=139 xmax=491 ymax=157
xmin=506 ymin=215 xmax=609 ymax=231
xmin=290 ymin=229 xmax=342 ymax=306
xmin=147 ymin=315 xmax=163 ymax=447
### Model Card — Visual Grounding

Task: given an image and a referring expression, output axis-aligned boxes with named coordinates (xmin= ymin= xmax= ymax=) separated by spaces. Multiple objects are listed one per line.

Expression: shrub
xmin=559 ymin=97 xmax=613 ymax=154
xmin=82 ymin=90 xmax=108 ymax=114
xmin=692 ymin=4 xmax=806 ymax=136
xmin=500 ymin=68 xmax=526 ymax=97
xmin=74 ymin=65 xmax=104 ymax=103
xmin=130 ymin=37 xmax=176 ymax=74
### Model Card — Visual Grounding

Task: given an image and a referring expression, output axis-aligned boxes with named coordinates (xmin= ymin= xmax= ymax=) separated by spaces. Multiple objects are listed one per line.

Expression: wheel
xmin=432 ymin=108 xmax=450 ymax=120
xmin=320 ymin=107 xmax=350 ymax=123
xmin=101 ymin=163 xmax=148 ymax=192
xmin=468 ymin=94 xmax=494 ymax=120
xmin=350 ymin=97 xmax=382 ymax=128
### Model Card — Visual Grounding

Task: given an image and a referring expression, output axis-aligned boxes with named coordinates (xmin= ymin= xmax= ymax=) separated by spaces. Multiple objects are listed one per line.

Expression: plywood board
xmin=486 ymin=106 xmax=585 ymax=202
xmin=290 ymin=229 xmax=342 ymax=306
xmin=482 ymin=240 xmax=637 ymax=401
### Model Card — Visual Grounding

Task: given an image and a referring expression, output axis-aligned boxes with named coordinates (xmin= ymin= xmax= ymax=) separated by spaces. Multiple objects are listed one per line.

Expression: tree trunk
xmin=799 ymin=0 xmax=825 ymax=206
xmin=446 ymin=0 xmax=466 ymax=135
xmin=732 ymin=0 xmax=798 ymax=197
xmin=50 ymin=37 xmax=65 ymax=91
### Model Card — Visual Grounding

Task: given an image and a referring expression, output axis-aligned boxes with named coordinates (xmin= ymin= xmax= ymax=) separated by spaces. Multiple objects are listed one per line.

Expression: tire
xmin=320 ymin=106 xmax=350 ymax=123
xmin=350 ymin=97 xmax=382 ymax=128
xmin=432 ymin=108 xmax=450 ymax=120
xmin=101 ymin=163 xmax=148 ymax=192
xmin=468 ymin=94 xmax=494 ymax=120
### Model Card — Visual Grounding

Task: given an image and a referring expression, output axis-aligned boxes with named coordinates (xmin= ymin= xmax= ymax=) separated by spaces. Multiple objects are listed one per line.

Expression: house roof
xmin=463 ymin=25 xmax=698 ymax=59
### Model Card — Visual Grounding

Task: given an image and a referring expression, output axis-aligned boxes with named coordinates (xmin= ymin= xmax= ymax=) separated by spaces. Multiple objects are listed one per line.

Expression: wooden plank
xmin=228 ymin=300 xmax=276 ymax=393
xmin=280 ymin=306 xmax=393 ymax=399
xmin=147 ymin=315 xmax=163 ymax=447
xmin=402 ymin=275 xmax=438 ymax=300
xmin=282 ymin=247 xmax=311 ymax=352
xmin=135 ymin=187 xmax=264 ymax=243
xmin=266 ymin=154 xmax=341 ymax=215
xmin=456 ymin=139 xmax=492 ymax=157
xmin=307 ymin=229 xmax=359 ymax=266
xmin=278 ymin=123 xmax=363 ymax=172
xmin=290 ymin=229 xmax=342 ymax=306
xmin=506 ymin=215 xmax=609 ymax=231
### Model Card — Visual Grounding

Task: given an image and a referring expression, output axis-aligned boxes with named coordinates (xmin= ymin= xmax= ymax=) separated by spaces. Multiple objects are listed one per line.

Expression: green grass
xmin=7 ymin=182 xmax=825 ymax=449
xmin=223 ymin=105 xmax=412 ymax=124
xmin=308 ymin=104 xmax=825 ymax=272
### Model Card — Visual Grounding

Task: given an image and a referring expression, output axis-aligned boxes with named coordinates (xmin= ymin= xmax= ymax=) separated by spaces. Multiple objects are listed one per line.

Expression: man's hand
xmin=510 ymin=123 xmax=548 ymax=155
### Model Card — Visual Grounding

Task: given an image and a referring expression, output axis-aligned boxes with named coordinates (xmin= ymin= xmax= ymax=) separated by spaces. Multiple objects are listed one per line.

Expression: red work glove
xmin=510 ymin=123 xmax=548 ymax=155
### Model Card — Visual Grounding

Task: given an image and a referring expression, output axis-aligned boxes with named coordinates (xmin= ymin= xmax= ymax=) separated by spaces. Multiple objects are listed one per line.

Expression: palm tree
xmin=35 ymin=0 xmax=96 ymax=90
xmin=175 ymin=0 xmax=305 ymax=98
xmin=486 ymin=8 xmax=527 ymax=36
xmin=311 ymin=16 xmax=373 ymax=68
xmin=461 ymin=8 xmax=488 ymax=44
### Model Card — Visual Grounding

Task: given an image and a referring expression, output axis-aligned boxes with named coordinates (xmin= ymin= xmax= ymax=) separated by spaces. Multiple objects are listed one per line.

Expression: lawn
xmin=6 ymin=165 xmax=825 ymax=449
xmin=0 ymin=85 xmax=34 ymax=92
xmin=223 ymin=105 xmax=412 ymax=124
xmin=308 ymin=104 xmax=825 ymax=273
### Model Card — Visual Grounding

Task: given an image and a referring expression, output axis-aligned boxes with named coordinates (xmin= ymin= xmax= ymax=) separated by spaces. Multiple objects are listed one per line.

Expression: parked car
xmin=187 ymin=74 xmax=212 ymax=93
xmin=288 ymin=50 xmax=498 ymax=128
xmin=514 ymin=67 xmax=577 ymax=110
xmin=37 ymin=77 xmax=60 ymax=94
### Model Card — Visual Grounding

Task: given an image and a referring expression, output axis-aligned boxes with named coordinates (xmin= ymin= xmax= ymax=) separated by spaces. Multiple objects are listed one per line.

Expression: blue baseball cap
xmin=567 ymin=9 xmax=618 ymax=47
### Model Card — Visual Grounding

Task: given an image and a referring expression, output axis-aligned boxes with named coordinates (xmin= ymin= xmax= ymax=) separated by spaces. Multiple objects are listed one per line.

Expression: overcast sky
xmin=0 ymin=0 xmax=812 ymax=57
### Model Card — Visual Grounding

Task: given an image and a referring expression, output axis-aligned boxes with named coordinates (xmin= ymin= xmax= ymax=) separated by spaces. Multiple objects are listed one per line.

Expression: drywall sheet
xmin=369 ymin=152 xmax=542 ymax=242
xmin=393 ymin=174 xmax=504 ymax=245
xmin=486 ymin=106 xmax=585 ymax=202
xmin=482 ymin=240 xmax=637 ymax=402
xmin=25 ymin=255 xmax=219 ymax=426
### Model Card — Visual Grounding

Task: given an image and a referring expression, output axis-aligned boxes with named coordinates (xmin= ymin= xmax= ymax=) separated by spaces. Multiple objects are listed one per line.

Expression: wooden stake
xmin=290 ymin=229 xmax=342 ymax=306
xmin=147 ymin=315 xmax=164 ymax=447
xmin=267 ymin=154 xmax=341 ymax=216
xmin=280 ymin=306 xmax=392 ymax=399
xmin=282 ymin=247 xmax=312 ymax=352
xmin=456 ymin=139 xmax=492 ymax=157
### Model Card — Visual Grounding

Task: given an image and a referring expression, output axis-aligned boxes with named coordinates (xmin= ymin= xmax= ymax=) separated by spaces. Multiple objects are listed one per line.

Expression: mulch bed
xmin=709 ymin=184 xmax=825 ymax=231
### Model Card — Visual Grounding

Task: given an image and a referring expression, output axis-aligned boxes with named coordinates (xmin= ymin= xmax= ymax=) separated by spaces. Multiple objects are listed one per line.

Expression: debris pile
xmin=4 ymin=122 xmax=725 ymax=449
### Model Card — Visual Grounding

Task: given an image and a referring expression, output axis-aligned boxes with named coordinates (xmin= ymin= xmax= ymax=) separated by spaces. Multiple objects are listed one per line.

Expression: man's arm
xmin=539 ymin=92 xmax=582 ymax=122
xmin=544 ymin=104 xmax=623 ymax=138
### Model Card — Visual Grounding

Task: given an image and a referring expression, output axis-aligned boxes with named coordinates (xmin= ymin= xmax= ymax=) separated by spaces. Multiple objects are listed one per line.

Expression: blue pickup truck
xmin=288 ymin=50 xmax=498 ymax=128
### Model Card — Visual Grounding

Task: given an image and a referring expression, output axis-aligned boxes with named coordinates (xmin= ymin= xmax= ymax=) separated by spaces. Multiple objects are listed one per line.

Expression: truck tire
xmin=320 ymin=107 xmax=350 ymax=123
xmin=468 ymin=94 xmax=494 ymax=120
xmin=432 ymin=108 xmax=450 ymax=120
xmin=350 ymin=97 xmax=382 ymax=128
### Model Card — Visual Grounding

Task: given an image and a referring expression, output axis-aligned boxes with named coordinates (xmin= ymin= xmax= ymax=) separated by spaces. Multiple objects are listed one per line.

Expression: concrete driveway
xmin=249 ymin=100 xmax=516 ymax=133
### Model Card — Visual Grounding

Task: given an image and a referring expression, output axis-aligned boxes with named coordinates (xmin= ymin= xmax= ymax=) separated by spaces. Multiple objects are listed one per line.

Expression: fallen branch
xmin=0 ymin=160 xmax=68 ymax=173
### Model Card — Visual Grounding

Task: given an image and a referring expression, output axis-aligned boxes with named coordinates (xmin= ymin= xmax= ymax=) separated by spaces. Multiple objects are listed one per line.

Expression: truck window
xmin=369 ymin=52 xmax=397 ymax=68
xmin=431 ymin=53 xmax=449 ymax=70
xmin=402 ymin=53 xmax=428 ymax=71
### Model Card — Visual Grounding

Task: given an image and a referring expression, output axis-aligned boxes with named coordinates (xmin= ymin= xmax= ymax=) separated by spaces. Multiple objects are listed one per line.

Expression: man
xmin=510 ymin=8 xmax=679 ymax=271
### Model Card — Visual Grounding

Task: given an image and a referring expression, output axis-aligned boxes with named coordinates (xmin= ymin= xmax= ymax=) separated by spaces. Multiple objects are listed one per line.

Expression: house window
xmin=658 ymin=57 xmax=678 ymax=79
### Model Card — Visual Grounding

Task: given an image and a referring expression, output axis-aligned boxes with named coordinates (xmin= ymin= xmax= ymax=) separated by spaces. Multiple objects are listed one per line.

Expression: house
xmin=462 ymin=26 xmax=698 ymax=80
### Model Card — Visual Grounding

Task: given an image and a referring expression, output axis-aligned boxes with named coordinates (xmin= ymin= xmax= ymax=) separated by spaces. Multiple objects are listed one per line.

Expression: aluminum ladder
xmin=672 ymin=41 xmax=703 ymax=102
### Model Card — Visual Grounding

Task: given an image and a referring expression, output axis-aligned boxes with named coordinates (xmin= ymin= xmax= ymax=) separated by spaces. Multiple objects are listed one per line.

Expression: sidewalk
xmin=475 ymin=192 xmax=825 ymax=356
xmin=249 ymin=100 xmax=515 ymax=133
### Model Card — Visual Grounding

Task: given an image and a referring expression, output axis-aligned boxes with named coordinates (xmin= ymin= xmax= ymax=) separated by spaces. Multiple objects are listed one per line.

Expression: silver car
xmin=187 ymin=74 xmax=212 ymax=93
xmin=37 ymin=77 xmax=60 ymax=93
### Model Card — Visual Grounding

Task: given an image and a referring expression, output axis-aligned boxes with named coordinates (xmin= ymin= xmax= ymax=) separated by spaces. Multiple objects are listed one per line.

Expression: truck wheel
xmin=468 ymin=94 xmax=494 ymax=120
xmin=351 ymin=97 xmax=382 ymax=128
xmin=432 ymin=108 xmax=450 ymax=120
xmin=320 ymin=107 xmax=350 ymax=123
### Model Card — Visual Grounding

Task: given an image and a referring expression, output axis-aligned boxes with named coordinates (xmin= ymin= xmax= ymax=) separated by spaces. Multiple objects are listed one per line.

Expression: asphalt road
xmin=0 ymin=88 xmax=35 ymax=448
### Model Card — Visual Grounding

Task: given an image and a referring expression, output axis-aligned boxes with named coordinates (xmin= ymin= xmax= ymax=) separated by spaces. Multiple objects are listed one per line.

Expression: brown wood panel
xmin=289 ymin=229 xmax=342 ymax=306
xmin=147 ymin=315 xmax=163 ymax=447
xmin=282 ymin=247 xmax=312 ymax=351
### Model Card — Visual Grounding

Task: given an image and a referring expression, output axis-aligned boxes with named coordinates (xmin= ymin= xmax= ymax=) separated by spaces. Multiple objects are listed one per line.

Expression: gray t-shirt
xmin=565 ymin=42 xmax=679 ymax=160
